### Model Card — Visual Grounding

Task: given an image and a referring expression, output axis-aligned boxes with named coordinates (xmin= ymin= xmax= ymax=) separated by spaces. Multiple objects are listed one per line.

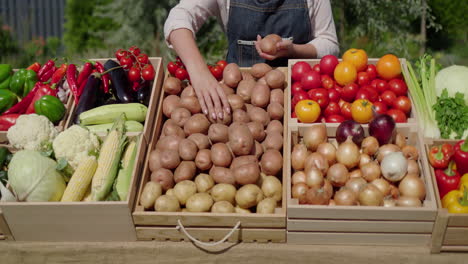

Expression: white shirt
xmin=164 ymin=0 xmax=339 ymax=58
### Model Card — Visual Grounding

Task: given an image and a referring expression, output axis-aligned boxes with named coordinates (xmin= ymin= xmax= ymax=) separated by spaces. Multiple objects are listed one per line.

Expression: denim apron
xmin=226 ymin=0 xmax=312 ymax=67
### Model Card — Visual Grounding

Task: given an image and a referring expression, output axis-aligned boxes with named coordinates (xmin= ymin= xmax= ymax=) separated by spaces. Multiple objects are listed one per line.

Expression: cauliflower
xmin=7 ymin=114 xmax=58 ymax=151
xmin=52 ymin=125 xmax=100 ymax=170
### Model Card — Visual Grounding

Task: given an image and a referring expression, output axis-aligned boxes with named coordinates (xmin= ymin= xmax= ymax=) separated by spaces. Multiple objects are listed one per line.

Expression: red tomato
xmin=128 ymin=66 xmax=141 ymax=82
xmin=328 ymin=88 xmax=341 ymax=103
xmin=307 ymin=88 xmax=329 ymax=109
xmin=326 ymin=114 xmax=345 ymax=123
xmin=312 ymin=64 xmax=321 ymax=74
xmin=370 ymin=79 xmax=379 ymax=89
xmin=119 ymin=56 xmax=133 ymax=69
xmin=356 ymin=86 xmax=379 ymax=102
xmin=373 ymin=101 xmax=388 ymax=115
xmin=128 ymin=46 xmax=141 ymax=56
xmin=176 ymin=61 xmax=184 ymax=68
xmin=216 ymin=60 xmax=228 ymax=70
xmin=374 ymin=79 xmax=389 ymax=94
xmin=324 ymin=102 xmax=341 ymax=117
xmin=291 ymin=62 xmax=312 ymax=82
xmin=341 ymin=83 xmax=359 ymax=102
xmin=115 ymin=49 xmax=129 ymax=60
xmin=340 ymin=102 xmax=353 ymax=120
xmin=357 ymin=72 xmax=370 ymax=86
xmin=381 ymin=90 xmax=397 ymax=107
xmin=175 ymin=67 xmax=188 ymax=81
xmin=167 ymin=61 xmax=178 ymax=76
xmin=301 ymin=71 xmax=321 ymax=91
xmin=137 ymin=54 xmax=149 ymax=65
xmin=388 ymin=79 xmax=408 ymax=96
xmin=321 ymin=75 xmax=335 ymax=89
xmin=393 ymin=96 xmax=412 ymax=114
xmin=366 ymin=64 xmax=377 ymax=80
xmin=210 ymin=65 xmax=223 ymax=80
xmin=142 ymin=64 xmax=156 ymax=81
xmin=291 ymin=82 xmax=303 ymax=95
xmin=319 ymin=55 xmax=339 ymax=76
xmin=387 ymin=109 xmax=407 ymax=123
xmin=292 ymin=91 xmax=309 ymax=109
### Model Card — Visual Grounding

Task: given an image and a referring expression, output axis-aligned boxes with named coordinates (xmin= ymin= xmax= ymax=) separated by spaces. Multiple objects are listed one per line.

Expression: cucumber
xmin=86 ymin=120 xmax=144 ymax=133
xmin=79 ymin=103 xmax=147 ymax=125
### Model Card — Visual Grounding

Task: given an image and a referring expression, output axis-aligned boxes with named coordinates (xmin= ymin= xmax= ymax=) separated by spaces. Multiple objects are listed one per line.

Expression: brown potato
xmin=257 ymin=77 xmax=267 ymax=86
xmin=233 ymin=109 xmax=251 ymax=123
xmin=251 ymin=63 xmax=273 ymax=79
xmin=220 ymin=83 xmax=235 ymax=95
xmin=247 ymin=106 xmax=270 ymax=127
xmin=235 ymin=184 xmax=264 ymax=209
xmin=223 ymin=63 xmax=242 ymax=88
xmin=140 ymin=182 xmax=162 ymax=209
xmin=210 ymin=166 xmax=236 ymax=185
xmin=247 ymin=122 xmax=266 ymax=142
xmin=270 ymin=89 xmax=284 ymax=106
xmin=236 ymin=79 xmax=256 ymax=103
xmin=187 ymin=133 xmax=211 ymax=150
xmin=260 ymin=34 xmax=281 ymax=55
xmin=163 ymin=95 xmax=181 ymax=118
xmin=195 ymin=173 xmax=215 ymax=193
xmin=265 ymin=69 xmax=285 ymax=89
xmin=267 ymin=102 xmax=284 ymax=120
xmin=231 ymin=155 xmax=258 ymax=169
xmin=159 ymin=149 xmax=180 ymax=170
xmin=211 ymin=201 xmax=235 ymax=213
xmin=229 ymin=122 xmax=254 ymax=156
xmin=208 ymin=124 xmax=229 ymax=144
xmin=163 ymin=77 xmax=182 ymax=95
xmin=170 ymin=108 xmax=191 ymax=127
xmin=241 ymin=71 xmax=254 ymax=81
xmin=195 ymin=149 xmax=213 ymax=171
xmin=211 ymin=183 xmax=237 ymax=204
xmin=211 ymin=143 xmax=233 ymax=167
xmin=156 ymin=135 xmax=182 ymax=152
xmin=181 ymin=85 xmax=195 ymax=98
xmin=162 ymin=120 xmax=185 ymax=138
xmin=174 ymin=161 xmax=196 ymax=183
xmin=148 ymin=149 xmax=161 ymax=172
xmin=184 ymin=114 xmax=210 ymax=136
xmin=227 ymin=94 xmax=245 ymax=110
xmin=234 ymin=162 xmax=260 ymax=185
xmin=180 ymin=96 xmax=202 ymax=114
xmin=251 ymin=82 xmax=270 ymax=108
xmin=208 ymin=111 xmax=232 ymax=126
xmin=266 ymin=120 xmax=283 ymax=135
xmin=262 ymin=132 xmax=283 ymax=151
xmin=178 ymin=139 xmax=198 ymax=161
xmin=186 ymin=193 xmax=213 ymax=212
xmin=261 ymin=149 xmax=283 ymax=176
xmin=251 ymin=140 xmax=264 ymax=159
xmin=150 ymin=168 xmax=175 ymax=191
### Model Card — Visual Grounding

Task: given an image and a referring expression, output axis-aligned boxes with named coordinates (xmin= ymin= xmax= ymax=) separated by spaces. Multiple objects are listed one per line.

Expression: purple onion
xmin=336 ymin=120 xmax=365 ymax=145
xmin=369 ymin=114 xmax=396 ymax=145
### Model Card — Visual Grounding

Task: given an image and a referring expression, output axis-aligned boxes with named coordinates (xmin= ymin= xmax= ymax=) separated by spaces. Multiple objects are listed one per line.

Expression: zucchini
xmin=86 ymin=120 xmax=144 ymax=133
xmin=104 ymin=60 xmax=135 ymax=103
xmin=79 ymin=103 xmax=147 ymax=125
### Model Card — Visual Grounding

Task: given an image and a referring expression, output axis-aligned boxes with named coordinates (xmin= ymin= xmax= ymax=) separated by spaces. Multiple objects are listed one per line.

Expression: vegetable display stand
xmin=286 ymin=124 xmax=438 ymax=246
xmin=65 ymin=57 xmax=164 ymax=144
xmin=0 ymin=133 xmax=147 ymax=242
xmin=132 ymin=69 xmax=288 ymax=243
xmin=0 ymin=209 xmax=13 ymax=240
xmin=426 ymin=139 xmax=468 ymax=253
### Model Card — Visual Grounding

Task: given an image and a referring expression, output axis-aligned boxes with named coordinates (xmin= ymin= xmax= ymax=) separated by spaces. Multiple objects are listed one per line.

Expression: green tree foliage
xmin=0 ymin=18 xmax=19 ymax=61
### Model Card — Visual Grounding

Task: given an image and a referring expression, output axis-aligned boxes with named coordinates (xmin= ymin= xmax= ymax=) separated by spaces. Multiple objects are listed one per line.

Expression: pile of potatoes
xmin=140 ymin=63 xmax=286 ymax=214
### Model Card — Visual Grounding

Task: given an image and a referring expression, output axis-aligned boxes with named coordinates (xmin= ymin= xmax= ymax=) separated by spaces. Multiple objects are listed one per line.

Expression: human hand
xmin=255 ymin=35 xmax=293 ymax=60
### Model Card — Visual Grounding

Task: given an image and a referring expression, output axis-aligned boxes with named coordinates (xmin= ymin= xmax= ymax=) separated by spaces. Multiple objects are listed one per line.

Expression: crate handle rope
xmin=176 ymin=219 xmax=241 ymax=246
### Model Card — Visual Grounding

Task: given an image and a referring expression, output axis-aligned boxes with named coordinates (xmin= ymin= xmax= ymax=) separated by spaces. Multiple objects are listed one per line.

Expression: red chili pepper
xmin=94 ymin=62 xmax=109 ymax=93
xmin=37 ymin=59 xmax=55 ymax=79
xmin=51 ymin=64 xmax=68 ymax=85
xmin=436 ymin=161 xmax=461 ymax=199
xmin=429 ymin=144 xmax=454 ymax=169
xmin=77 ymin=78 xmax=87 ymax=99
xmin=26 ymin=62 xmax=41 ymax=73
xmin=40 ymin=66 xmax=56 ymax=82
xmin=2 ymin=83 xmax=41 ymax=115
xmin=454 ymin=138 xmax=468 ymax=176
xmin=25 ymin=83 xmax=57 ymax=114
xmin=0 ymin=114 xmax=21 ymax=131
xmin=66 ymin=64 xmax=80 ymax=104
xmin=77 ymin=62 xmax=93 ymax=87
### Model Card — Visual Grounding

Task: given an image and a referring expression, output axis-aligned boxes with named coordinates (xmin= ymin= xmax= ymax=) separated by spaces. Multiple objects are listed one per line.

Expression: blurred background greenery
xmin=0 ymin=0 xmax=466 ymax=67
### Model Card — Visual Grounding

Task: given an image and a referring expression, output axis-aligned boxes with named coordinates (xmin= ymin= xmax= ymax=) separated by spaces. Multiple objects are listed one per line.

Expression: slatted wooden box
xmin=286 ymin=124 xmax=438 ymax=245
xmin=0 ymin=209 xmax=13 ymax=240
xmin=426 ymin=139 xmax=468 ymax=253
xmin=132 ymin=69 xmax=289 ymax=243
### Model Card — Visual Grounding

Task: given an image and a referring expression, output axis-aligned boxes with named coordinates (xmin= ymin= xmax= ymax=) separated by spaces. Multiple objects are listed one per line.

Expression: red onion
xmin=336 ymin=120 xmax=365 ymax=146
xmin=369 ymin=114 xmax=396 ymax=145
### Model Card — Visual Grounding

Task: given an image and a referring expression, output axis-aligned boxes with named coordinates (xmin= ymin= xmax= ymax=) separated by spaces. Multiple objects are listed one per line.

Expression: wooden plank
xmin=440 ymin=245 xmax=468 ymax=252
xmin=287 ymin=219 xmax=433 ymax=233
xmin=443 ymin=227 xmax=468 ymax=246
xmin=136 ymin=227 xmax=285 ymax=243
xmin=287 ymin=231 xmax=431 ymax=246
xmin=0 ymin=209 xmax=12 ymax=240
xmin=431 ymin=209 xmax=449 ymax=253
xmin=448 ymin=214 xmax=468 ymax=227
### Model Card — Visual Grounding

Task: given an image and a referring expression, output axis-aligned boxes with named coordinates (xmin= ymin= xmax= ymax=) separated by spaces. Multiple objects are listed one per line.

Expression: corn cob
xmin=86 ymin=120 xmax=144 ymax=134
xmin=61 ymin=156 xmax=98 ymax=202
xmin=79 ymin=103 xmax=147 ymax=125
xmin=115 ymin=137 xmax=139 ymax=201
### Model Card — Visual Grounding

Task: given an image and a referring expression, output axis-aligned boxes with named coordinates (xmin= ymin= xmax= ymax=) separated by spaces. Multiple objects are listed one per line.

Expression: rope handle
xmin=176 ymin=219 xmax=241 ymax=246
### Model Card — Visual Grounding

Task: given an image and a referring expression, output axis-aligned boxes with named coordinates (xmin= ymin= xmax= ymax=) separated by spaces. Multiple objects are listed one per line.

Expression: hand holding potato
xmin=255 ymin=34 xmax=292 ymax=61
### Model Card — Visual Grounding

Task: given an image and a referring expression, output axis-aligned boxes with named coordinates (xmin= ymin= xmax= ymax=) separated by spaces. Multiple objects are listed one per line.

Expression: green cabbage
xmin=435 ymin=65 xmax=468 ymax=105
xmin=8 ymin=150 xmax=66 ymax=202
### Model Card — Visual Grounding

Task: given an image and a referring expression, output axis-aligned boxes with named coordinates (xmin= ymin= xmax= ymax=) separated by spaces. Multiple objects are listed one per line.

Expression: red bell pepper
xmin=0 ymin=114 xmax=20 ymax=131
xmin=429 ymin=143 xmax=454 ymax=169
xmin=66 ymin=64 xmax=79 ymax=104
xmin=51 ymin=63 xmax=68 ymax=86
xmin=26 ymin=62 xmax=41 ymax=73
xmin=2 ymin=83 xmax=40 ymax=115
xmin=454 ymin=138 xmax=468 ymax=176
xmin=25 ymin=83 xmax=57 ymax=114
xmin=77 ymin=62 xmax=93 ymax=87
xmin=436 ymin=161 xmax=461 ymax=199
xmin=94 ymin=62 xmax=109 ymax=93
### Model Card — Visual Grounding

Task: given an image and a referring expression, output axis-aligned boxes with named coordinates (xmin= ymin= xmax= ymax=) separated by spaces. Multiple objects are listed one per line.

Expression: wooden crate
xmin=0 ymin=209 xmax=13 ymax=240
xmin=132 ymin=68 xmax=289 ymax=243
xmin=426 ymin=139 xmax=468 ymax=253
xmin=65 ymin=57 xmax=164 ymax=144
xmin=0 ymin=132 xmax=147 ymax=242
xmin=286 ymin=58 xmax=419 ymax=129
xmin=286 ymin=124 xmax=438 ymax=246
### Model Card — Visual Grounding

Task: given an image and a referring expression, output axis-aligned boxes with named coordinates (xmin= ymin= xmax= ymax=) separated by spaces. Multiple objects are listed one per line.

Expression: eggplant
xmin=73 ymin=75 xmax=101 ymax=124
xmin=137 ymin=81 xmax=152 ymax=106
xmin=104 ymin=60 xmax=135 ymax=103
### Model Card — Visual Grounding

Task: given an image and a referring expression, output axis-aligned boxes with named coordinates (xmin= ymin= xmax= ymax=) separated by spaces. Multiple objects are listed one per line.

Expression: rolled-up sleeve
xmin=308 ymin=0 xmax=339 ymax=58
xmin=164 ymin=0 xmax=220 ymax=47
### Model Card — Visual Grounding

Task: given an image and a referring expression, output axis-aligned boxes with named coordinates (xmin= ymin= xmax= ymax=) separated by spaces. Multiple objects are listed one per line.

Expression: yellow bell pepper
xmin=459 ymin=173 xmax=468 ymax=192
xmin=442 ymin=189 xmax=468 ymax=214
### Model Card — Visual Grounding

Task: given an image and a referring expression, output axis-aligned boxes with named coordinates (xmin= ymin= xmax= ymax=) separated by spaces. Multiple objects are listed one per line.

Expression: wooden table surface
xmin=1 ymin=241 xmax=467 ymax=263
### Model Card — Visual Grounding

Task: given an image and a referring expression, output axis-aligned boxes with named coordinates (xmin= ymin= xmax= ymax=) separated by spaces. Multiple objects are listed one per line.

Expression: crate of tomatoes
xmin=288 ymin=49 xmax=417 ymax=128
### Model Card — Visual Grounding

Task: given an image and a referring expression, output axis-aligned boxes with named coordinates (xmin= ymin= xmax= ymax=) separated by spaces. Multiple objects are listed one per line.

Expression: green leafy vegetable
xmin=433 ymin=89 xmax=468 ymax=139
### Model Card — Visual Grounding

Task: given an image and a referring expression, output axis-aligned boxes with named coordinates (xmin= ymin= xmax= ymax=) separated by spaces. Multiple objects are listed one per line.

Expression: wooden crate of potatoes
xmin=286 ymin=123 xmax=438 ymax=246
xmin=133 ymin=65 xmax=289 ymax=244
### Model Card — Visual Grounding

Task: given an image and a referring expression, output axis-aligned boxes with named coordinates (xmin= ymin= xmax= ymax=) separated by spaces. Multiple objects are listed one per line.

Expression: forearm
xmin=289 ymin=43 xmax=318 ymax=59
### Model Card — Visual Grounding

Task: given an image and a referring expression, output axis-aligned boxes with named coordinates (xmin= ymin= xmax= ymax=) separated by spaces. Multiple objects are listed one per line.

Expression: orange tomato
xmin=351 ymin=99 xmax=373 ymax=123
xmin=342 ymin=48 xmax=368 ymax=72
xmin=334 ymin=61 xmax=357 ymax=86
xmin=295 ymin=100 xmax=321 ymax=123
xmin=376 ymin=54 xmax=401 ymax=80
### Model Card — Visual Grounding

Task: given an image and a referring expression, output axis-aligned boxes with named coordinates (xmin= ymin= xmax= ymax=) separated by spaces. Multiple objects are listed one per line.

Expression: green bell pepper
xmin=0 ymin=89 xmax=18 ymax=114
xmin=34 ymin=95 xmax=66 ymax=123
xmin=0 ymin=76 xmax=11 ymax=90
xmin=0 ymin=64 xmax=13 ymax=83
xmin=23 ymin=70 xmax=38 ymax=97
xmin=9 ymin=69 xmax=37 ymax=97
